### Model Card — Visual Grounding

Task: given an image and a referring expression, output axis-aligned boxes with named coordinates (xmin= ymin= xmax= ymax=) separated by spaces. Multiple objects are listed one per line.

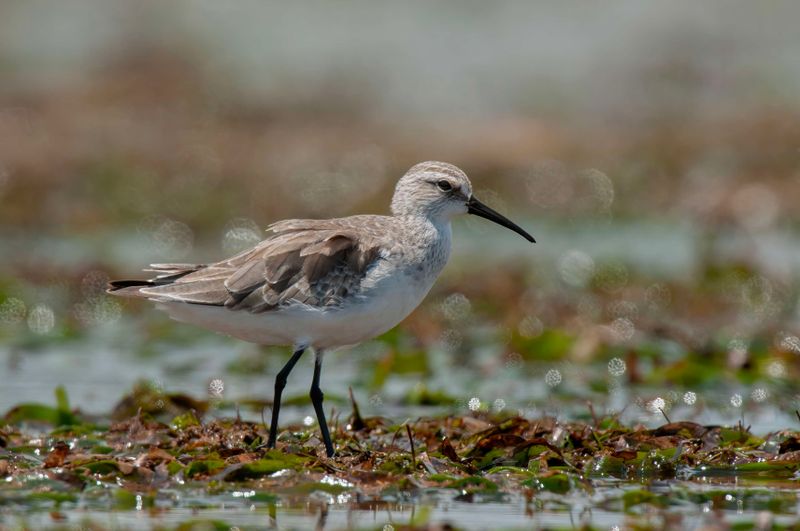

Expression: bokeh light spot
xmin=766 ymin=359 xmax=786 ymax=378
xmin=751 ymin=388 xmax=768 ymax=403
xmin=441 ymin=293 xmax=471 ymax=321
xmin=467 ymin=397 xmax=481 ymax=411
xmin=607 ymin=357 xmax=626 ymax=377
xmin=493 ymin=398 xmax=506 ymax=412
xmin=545 ymin=368 xmax=562 ymax=387
xmin=208 ymin=378 xmax=224 ymax=398
xmin=518 ymin=315 xmax=543 ymax=338
xmin=582 ymin=168 xmax=615 ymax=211
xmin=595 ymin=262 xmax=629 ymax=294
xmin=608 ymin=300 xmax=638 ymax=320
xmin=0 ymin=297 xmax=26 ymax=324
xmin=778 ymin=333 xmax=800 ymax=354
xmin=558 ymin=250 xmax=595 ymax=288
xmin=223 ymin=218 xmax=263 ymax=255
xmin=142 ymin=216 xmax=194 ymax=259
xmin=610 ymin=318 xmax=635 ymax=341
xmin=730 ymin=393 xmax=743 ymax=408
xmin=647 ymin=397 xmax=666 ymax=414
xmin=27 ymin=304 xmax=55 ymax=335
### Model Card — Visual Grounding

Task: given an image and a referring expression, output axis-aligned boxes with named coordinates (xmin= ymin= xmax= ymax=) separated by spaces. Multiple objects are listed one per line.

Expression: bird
xmin=108 ymin=161 xmax=535 ymax=457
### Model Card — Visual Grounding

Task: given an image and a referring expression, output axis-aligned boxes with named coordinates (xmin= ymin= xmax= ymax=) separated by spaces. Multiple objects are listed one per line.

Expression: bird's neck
xmin=394 ymin=214 xmax=452 ymax=275
xmin=397 ymin=213 xmax=452 ymax=239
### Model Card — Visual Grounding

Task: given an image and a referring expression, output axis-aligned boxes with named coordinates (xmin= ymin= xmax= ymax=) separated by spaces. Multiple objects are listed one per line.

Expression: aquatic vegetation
xmin=2 ymin=386 xmax=800 ymax=529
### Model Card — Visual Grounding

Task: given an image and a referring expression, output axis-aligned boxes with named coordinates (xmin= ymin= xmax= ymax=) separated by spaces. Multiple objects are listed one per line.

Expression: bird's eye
xmin=436 ymin=180 xmax=453 ymax=192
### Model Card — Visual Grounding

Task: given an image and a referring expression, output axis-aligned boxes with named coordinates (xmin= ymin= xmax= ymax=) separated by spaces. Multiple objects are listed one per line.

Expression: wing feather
xmin=111 ymin=218 xmax=387 ymax=313
xmin=138 ymin=279 xmax=230 ymax=305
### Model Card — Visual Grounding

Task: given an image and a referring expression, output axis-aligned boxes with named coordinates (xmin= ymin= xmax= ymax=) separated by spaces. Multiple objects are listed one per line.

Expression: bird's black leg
xmin=310 ymin=350 xmax=334 ymax=457
xmin=267 ymin=346 xmax=306 ymax=449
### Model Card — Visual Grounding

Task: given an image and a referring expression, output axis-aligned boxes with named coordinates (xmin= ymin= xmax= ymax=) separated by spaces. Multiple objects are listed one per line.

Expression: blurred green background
xmin=1 ymin=1 xmax=799 ymax=430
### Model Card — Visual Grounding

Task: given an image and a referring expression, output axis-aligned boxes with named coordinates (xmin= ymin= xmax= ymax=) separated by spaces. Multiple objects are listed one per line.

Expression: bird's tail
xmin=107 ymin=263 xmax=205 ymax=298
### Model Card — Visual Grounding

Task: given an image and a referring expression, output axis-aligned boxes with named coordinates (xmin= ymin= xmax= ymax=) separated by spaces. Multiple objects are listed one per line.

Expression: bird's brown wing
xmin=108 ymin=221 xmax=384 ymax=313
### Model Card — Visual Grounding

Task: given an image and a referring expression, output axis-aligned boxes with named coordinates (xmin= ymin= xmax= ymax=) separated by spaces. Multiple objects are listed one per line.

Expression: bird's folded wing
xmin=134 ymin=225 xmax=383 ymax=312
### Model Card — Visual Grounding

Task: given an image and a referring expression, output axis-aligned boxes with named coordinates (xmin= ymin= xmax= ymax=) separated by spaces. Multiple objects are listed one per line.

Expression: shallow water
xmin=6 ymin=481 xmax=800 ymax=530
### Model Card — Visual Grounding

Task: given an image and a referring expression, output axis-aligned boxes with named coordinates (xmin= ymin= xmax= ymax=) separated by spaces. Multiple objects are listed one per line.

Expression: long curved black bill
xmin=467 ymin=196 xmax=536 ymax=243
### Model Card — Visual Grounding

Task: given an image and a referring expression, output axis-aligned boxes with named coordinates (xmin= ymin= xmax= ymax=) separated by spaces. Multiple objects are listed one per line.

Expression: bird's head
xmin=391 ymin=161 xmax=535 ymax=243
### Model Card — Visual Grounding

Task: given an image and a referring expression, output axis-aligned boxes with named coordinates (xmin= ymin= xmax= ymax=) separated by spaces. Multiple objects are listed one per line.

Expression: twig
xmin=406 ymin=423 xmax=417 ymax=470
xmin=389 ymin=418 xmax=411 ymax=449
xmin=587 ymin=401 xmax=599 ymax=428
xmin=659 ymin=408 xmax=671 ymax=424
xmin=349 ymin=387 xmax=366 ymax=430
xmin=260 ymin=406 xmax=268 ymax=435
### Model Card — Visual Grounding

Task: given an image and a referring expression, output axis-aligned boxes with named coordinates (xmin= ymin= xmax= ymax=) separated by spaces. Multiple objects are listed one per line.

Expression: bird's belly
xmin=156 ymin=272 xmax=431 ymax=349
